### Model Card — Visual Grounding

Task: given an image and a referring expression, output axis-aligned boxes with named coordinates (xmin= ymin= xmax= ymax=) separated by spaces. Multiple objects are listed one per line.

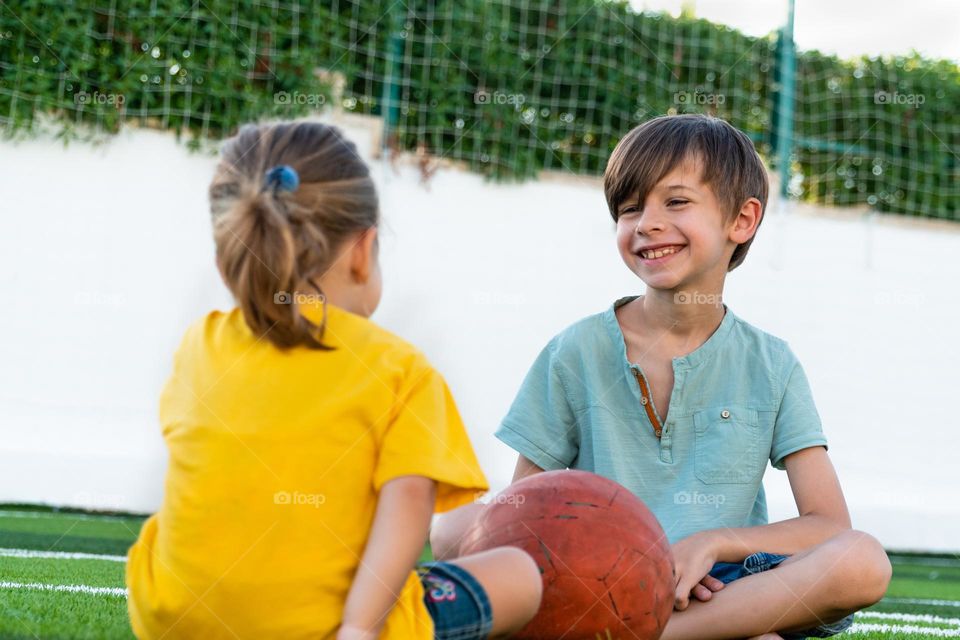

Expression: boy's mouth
xmin=637 ymin=244 xmax=686 ymax=260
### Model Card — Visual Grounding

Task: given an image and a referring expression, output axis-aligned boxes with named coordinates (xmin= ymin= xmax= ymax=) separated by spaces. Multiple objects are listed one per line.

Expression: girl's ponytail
xmin=209 ymin=121 xmax=378 ymax=350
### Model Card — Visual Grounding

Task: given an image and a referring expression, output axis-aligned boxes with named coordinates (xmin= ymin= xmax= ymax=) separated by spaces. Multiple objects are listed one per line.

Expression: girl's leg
xmin=661 ymin=529 xmax=891 ymax=640
xmin=431 ymin=503 xmax=484 ymax=561
xmin=448 ymin=547 xmax=543 ymax=638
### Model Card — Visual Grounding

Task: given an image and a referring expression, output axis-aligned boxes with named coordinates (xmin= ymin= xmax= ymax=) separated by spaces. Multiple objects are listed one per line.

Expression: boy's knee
xmin=828 ymin=530 xmax=892 ymax=609
xmin=857 ymin=532 xmax=893 ymax=605
xmin=429 ymin=503 xmax=485 ymax=561
xmin=429 ymin=519 xmax=459 ymax=561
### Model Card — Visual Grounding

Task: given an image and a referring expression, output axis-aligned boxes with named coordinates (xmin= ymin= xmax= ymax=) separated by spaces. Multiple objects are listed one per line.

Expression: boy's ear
xmin=729 ymin=197 xmax=763 ymax=245
xmin=349 ymin=227 xmax=379 ymax=284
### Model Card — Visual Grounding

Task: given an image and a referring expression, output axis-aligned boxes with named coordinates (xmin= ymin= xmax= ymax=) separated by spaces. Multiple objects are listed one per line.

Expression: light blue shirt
xmin=495 ymin=295 xmax=829 ymax=545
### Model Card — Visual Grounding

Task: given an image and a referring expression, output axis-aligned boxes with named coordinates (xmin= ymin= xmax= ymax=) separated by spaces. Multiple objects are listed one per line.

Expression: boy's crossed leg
xmin=661 ymin=529 xmax=891 ymax=640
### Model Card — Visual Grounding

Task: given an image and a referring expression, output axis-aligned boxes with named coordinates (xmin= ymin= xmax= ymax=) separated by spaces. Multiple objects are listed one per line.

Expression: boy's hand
xmin=671 ymin=531 xmax=725 ymax=610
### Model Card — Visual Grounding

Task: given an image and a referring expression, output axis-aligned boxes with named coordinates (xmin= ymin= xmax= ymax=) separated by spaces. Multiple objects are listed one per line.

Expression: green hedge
xmin=1 ymin=0 xmax=956 ymax=219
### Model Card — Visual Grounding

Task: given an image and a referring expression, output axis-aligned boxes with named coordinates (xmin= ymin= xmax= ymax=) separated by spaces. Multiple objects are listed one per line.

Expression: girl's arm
xmin=338 ymin=475 xmax=437 ymax=639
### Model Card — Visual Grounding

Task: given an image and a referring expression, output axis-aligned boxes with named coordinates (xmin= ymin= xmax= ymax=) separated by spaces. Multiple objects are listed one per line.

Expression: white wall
xmin=1 ymin=115 xmax=957 ymax=551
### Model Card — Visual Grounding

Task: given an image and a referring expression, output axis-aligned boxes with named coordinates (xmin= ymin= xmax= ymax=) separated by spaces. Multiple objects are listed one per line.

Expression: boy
xmin=432 ymin=115 xmax=891 ymax=639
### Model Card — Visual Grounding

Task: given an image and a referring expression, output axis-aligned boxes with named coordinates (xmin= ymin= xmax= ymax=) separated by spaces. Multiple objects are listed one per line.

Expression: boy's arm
xmin=430 ymin=455 xmax=545 ymax=561
xmin=338 ymin=476 xmax=436 ymax=639
xmin=512 ymin=454 xmax=546 ymax=481
xmin=707 ymin=446 xmax=851 ymax=561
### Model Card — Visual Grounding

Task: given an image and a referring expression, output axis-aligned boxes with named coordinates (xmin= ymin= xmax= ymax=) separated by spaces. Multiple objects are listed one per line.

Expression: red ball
xmin=460 ymin=470 xmax=675 ymax=639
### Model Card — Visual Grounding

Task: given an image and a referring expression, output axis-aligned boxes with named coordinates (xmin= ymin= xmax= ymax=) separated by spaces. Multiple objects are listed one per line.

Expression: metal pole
xmin=776 ymin=0 xmax=796 ymax=201
xmin=380 ymin=4 xmax=403 ymax=159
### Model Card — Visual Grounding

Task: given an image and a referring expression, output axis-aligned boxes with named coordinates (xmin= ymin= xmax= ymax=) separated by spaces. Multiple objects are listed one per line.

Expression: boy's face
xmin=614 ymin=158 xmax=742 ymax=294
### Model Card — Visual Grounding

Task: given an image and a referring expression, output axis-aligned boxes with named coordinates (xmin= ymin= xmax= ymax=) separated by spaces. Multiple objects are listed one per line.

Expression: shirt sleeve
xmin=770 ymin=353 xmax=829 ymax=470
xmin=495 ymin=337 xmax=578 ymax=470
xmin=373 ymin=354 xmax=489 ymax=513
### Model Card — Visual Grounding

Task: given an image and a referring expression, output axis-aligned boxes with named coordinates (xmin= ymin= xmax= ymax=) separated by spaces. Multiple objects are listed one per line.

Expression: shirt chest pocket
xmin=693 ymin=405 xmax=763 ymax=484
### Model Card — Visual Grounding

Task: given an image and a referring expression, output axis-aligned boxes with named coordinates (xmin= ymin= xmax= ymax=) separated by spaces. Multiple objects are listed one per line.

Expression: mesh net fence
xmin=1 ymin=0 xmax=956 ymax=219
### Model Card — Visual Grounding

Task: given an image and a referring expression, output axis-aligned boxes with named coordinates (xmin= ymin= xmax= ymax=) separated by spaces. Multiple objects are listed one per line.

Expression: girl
xmin=126 ymin=120 xmax=542 ymax=639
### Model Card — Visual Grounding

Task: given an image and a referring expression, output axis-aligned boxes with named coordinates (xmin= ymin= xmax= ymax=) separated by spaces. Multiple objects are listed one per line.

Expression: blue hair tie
xmin=263 ymin=165 xmax=299 ymax=193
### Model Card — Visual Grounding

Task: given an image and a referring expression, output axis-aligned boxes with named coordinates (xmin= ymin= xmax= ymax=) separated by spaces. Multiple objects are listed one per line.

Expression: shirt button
xmin=640 ymin=397 xmax=648 ymax=405
xmin=721 ymin=409 xmax=731 ymax=419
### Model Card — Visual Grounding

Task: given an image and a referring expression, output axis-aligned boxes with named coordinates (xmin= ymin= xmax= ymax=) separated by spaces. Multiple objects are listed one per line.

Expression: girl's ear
xmin=349 ymin=226 xmax=379 ymax=284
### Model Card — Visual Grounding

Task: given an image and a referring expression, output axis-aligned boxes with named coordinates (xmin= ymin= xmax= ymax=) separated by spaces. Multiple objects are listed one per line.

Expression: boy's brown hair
xmin=603 ymin=114 xmax=768 ymax=271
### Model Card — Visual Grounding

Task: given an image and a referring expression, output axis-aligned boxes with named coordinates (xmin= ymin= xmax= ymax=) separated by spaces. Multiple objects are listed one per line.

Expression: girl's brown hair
xmin=209 ymin=121 xmax=379 ymax=350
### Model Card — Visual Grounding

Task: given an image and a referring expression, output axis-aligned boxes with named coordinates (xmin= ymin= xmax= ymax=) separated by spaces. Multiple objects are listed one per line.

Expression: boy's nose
xmin=636 ymin=213 xmax=665 ymax=234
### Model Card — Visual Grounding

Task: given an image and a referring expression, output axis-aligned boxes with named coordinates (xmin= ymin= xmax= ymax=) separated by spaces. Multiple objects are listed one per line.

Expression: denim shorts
xmin=418 ymin=561 xmax=494 ymax=640
xmin=708 ymin=551 xmax=855 ymax=639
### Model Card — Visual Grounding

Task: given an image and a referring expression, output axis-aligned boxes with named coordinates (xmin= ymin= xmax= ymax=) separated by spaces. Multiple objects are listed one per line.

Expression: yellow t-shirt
xmin=127 ymin=303 xmax=489 ymax=639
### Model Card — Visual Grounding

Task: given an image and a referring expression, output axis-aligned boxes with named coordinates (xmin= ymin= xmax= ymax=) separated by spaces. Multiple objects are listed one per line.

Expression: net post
xmin=380 ymin=3 xmax=403 ymax=160
xmin=774 ymin=0 xmax=797 ymax=205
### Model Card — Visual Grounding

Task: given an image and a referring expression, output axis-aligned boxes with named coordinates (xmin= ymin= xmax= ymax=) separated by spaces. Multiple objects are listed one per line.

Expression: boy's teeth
xmin=642 ymin=245 xmax=681 ymax=259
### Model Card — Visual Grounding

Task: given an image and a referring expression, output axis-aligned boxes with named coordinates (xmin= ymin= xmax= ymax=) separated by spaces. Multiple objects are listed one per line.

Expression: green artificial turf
xmin=0 ymin=506 xmax=145 ymax=556
xmin=1 ymin=505 xmax=957 ymax=639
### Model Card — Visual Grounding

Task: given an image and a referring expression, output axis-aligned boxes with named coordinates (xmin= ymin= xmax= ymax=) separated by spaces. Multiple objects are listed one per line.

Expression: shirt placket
xmin=631 ymin=365 xmax=682 ymax=464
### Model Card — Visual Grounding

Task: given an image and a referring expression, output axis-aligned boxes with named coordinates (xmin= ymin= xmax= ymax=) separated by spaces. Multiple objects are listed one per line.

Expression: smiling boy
xmin=432 ymin=114 xmax=891 ymax=639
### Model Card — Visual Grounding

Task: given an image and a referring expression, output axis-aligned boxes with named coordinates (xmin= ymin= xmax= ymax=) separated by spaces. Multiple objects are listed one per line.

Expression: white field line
xmin=888 ymin=555 xmax=960 ymax=568
xmin=0 ymin=548 xmax=126 ymax=562
xmin=846 ymin=623 xmax=960 ymax=636
xmin=0 ymin=510 xmax=134 ymax=522
xmin=0 ymin=581 xmax=127 ymax=598
xmin=883 ymin=597 xmax=960 ymax=608
xmin=858 ymin=611 xmax=960 ymax=626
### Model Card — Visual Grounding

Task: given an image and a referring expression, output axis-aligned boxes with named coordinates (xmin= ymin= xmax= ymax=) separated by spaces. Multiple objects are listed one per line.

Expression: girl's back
xmin=128 ymin=300 xmax=485 ymax=638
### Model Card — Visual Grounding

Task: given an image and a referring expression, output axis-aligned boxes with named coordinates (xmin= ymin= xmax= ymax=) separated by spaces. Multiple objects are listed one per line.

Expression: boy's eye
xmin=667 ymin=199 xmax=689 ymax=207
